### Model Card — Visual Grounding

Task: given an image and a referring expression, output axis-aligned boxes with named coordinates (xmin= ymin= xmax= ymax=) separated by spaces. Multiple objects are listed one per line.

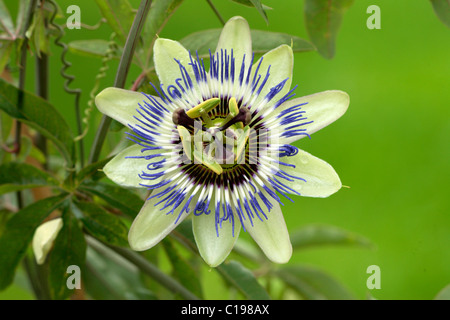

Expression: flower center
xmin=172 ymin=97 xmax=252 ymax=175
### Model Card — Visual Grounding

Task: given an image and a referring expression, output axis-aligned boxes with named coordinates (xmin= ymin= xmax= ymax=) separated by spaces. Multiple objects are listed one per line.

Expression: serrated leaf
xmin=0 ymin=162 xmax=59 ymax=195
xmin=0 ymin=194 xmax=68 ymax=290
xmin=162 ymin=238 xmax=203 ymax=299
xmin=48 ymin=211 xmax=86 ymax=300
xmin=80 ymin=181 xmax=143 ymax=218
xmin=276 ymin=265 xmax=355 ymax=300
xmin=0 ymin=78 xmax=74 ymax=165
xmin=304 ymin=0 xmax=354 ymax=59
xmin=430 ymin=0 xmax=450 ymax=28
xmin=180 ymin=29 xmax=315 ymax=58
xmin=290 ymin=224 xmax=373 ymax=250
xmin=94 ymin=0 xmax=135 ymax=44
xmin=217 ymin=260 xmax=270 ymax=300
xmin=75 ymin=201 xmax=128 ymax=247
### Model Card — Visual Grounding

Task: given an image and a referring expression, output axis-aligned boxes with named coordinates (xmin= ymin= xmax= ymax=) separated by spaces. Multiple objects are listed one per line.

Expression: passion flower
xmin=95 ymin=16 xmax=349 ymax=267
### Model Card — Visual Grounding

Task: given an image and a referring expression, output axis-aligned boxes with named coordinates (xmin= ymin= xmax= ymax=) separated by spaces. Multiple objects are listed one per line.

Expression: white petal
xmin=279 ymin=149 xmax=342 ymax=198
xmin=153 ymin=38 xmax=200 ymax=102
xmin=192 ymin=201 xmax=241 ymax=267
xmin=95 ymin=87 xmax=146 ymax=127
xmin=242 ymin=200 xmax=292 ymax=264
xmin=32 ymin=218 xmax=63 ymax=265
xmin=128 ymin=184 xmax=194 ymax=251
xmin=215 ymin=16 xmax=252 ymax=91
xmin=251 ymin=45 xmax=293 ymax=111
xmin=269 ymin=90 xmax=349 ymax=144
xmin=103 ymin=144 xmax=166 ymax=188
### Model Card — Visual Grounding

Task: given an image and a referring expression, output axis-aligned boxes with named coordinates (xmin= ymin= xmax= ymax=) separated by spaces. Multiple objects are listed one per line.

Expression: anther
xmin=186 ymin=98 xmax=221 ymax=118
xmin=173 ymin=108 xmax=207 ymax=131
xmin=173 ymin=108 xmax=194 ymax=126
xmin=218 ymin=107 xmax=252 ymax=132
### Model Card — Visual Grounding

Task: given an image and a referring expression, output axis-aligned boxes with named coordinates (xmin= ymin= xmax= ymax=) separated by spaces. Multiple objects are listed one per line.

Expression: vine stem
xmin=15 ymin=0 xmax=50 ymax=301
xmin=88 ymin=0 xmax=152 ymax=165
xmin=13 ymin=0 xmax=38 ymax=155
xmin=206 ymin=0 xmax=225 ymax=26
xmin=130 ymin=71 xmax=147 ymax=92
xmin=35 ymin=53 xmax=49 ymax=168
xmin=86 ymin=236 xmax=200 ymax=300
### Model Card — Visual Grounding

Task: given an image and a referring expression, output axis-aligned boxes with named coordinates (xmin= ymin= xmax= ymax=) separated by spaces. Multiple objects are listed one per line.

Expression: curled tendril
xmin=47 ymin=0 xmax=84 ymax=164
xmin=75 ymin=33 xmax=119 ymax=142
xmin=47 ymin=0 xmax=82 ymax=110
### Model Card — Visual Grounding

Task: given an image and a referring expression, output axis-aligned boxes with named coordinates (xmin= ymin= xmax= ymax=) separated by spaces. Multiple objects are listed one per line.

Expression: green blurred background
xmin=2 ymin=0 xmax=449 ymax=299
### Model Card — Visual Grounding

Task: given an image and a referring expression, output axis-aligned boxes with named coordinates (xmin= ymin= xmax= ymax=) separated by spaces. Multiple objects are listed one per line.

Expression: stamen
xmin=229 ymin=97 xmax=239 ymax=117
xmin=172 ymin=108 xmax=208 ymax=131
xmin=193 ymin=148 xmax=223 ymax=175
xmin=235 ymin=126 xmax=250 ymax=162
xmin=186 ymin=97 xmax=220 ymax=118
xmin=177 ymin=125 xmax=192 ymax=161
xmin=217 ymin=107 xmax=252 ymax=131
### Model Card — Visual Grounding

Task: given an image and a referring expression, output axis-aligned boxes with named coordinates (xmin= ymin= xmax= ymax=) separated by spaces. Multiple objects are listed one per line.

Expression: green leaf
xmin=0 ymin=162 xmax=59 ymax=195
xmin=0 ymin=78 xmax=74 ymax=165
xmin=435 ymin=284 xmax=450 ymax=300
xmin=15 ymin=0 xmax=31 ymax=36
xmin=0 ymin=0 xmax=18 ymax=73
xmin=276 ymin=265 xmax=355 ymax=300
xmin=247 ymin=0 xmax=269 ymax=24
xmin=0 ymin=40 xmax=14 ymax=75
xmin=76 ymin=156 xmax=112 ymax=184
xmin=217 ymin=260 xmax=270 ymax=300
xmin=142 ymin=0 xmax=184 ymax=69
xmin=290 ymin=224 xmax=373 ymax=250
xmin=0 ymin=0 xmax=15 ymax=38
xmin=68 ymin=39 xmax=115 ymax=58
xmin=48 ymin=210 xmax=86 ymax=300
xmin=0 ymin=194 xmax=68 ymax=290
xmin=430 ymin=0 xmax=450 ymax=28
xmin=180 ymin=29 xmax=315 ymax=58
xmin=252 ymin=30 xmax=316 ymax=53
xmin=0 ymin=103 xmax=13 ymax=143
xmin=94 ymin=0 xmax=135 ymax=44
xmin=229 ymin=0 xmax=271 ymax=24
xmin=0 ymin=209 xmax=13 ymax=238
xmin=304 ymin=0 xmax=354 ymax=59
xmin=171 ymin=219 xmax=197 ymax=252
xmin=84 ymin=243 xmax=156 ymax=300
xmin=75 ymin=201 xmax=129 ymax=247
xmin=79 ymin=181 xmax=143 ymax=218
xmin=26 ymin=6 xmax=49 ymax=57
xmin=230 ymin=0 xmax=272 ymax=10
xmin=162 ymin=238 xmax=203 ymax=299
